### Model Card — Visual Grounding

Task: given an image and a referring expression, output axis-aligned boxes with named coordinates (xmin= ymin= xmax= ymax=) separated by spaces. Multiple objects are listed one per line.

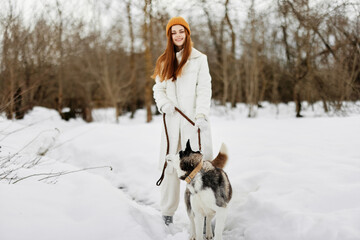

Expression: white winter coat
xmin=153 ymin=48 xmax=213 ymax=173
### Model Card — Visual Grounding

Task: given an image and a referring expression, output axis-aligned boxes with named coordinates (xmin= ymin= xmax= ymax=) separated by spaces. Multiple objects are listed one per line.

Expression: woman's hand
xmin=195 ymin=117 xmax=208 ymax=131
xmin=161 ymin=103 xmax=175 ymax=115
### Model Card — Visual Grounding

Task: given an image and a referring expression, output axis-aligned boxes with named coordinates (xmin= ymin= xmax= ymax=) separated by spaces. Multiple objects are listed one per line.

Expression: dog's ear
xmin=185 ymin=139 xmax=192 ymax=152
xmin=180 ymin=140 xmax=193 ymax=159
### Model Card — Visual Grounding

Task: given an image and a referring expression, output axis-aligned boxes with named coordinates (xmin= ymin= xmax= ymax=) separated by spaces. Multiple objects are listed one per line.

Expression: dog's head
xmin=167 ymin=140 xmax=203 ymax=180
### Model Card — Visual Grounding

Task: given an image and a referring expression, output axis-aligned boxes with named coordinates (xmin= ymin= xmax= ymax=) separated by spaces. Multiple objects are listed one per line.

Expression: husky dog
xmin=166 ymin=140 xmax=232 ymax=240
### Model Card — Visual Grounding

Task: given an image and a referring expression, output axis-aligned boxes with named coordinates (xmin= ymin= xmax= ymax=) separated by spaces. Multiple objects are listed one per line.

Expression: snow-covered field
xmin=1 ymin=102 xmax=359 ymax=240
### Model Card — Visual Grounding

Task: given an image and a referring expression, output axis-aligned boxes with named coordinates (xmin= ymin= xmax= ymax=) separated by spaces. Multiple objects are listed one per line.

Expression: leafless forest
xmin=1 ymin=0 xmax=359 ymax=122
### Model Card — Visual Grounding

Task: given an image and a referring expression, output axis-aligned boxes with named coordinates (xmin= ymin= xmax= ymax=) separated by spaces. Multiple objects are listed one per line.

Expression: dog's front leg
xmin=194 ymin=213 xmax=204 ymax=240
xmin=205 ymin=214 xmax=214 ymax=239
xmin=188 ymin=212 xmax=196 ymax=240
xmin=214 ymin=208 xmax=227 ymax=240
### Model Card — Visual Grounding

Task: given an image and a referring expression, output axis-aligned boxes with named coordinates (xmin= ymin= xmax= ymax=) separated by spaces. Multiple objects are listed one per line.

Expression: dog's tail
xmin=211 ymin=143 xmax=228 ymax=169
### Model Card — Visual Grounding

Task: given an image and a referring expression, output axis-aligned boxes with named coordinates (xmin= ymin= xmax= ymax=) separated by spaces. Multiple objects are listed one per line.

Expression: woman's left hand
xmin=195 ymin=118 xmax=208 ymax=131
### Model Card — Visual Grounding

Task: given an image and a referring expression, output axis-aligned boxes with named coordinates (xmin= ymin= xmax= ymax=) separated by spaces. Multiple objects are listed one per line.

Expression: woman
xmin=152 ymin=16 xmax=213 ymax=225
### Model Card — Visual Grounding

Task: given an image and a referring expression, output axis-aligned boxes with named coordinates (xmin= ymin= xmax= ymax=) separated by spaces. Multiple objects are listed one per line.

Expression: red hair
xmin=152 ymin=27 xmax=192 ymax=82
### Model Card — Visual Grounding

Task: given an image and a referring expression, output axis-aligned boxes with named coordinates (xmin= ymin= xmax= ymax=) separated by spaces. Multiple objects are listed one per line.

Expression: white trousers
xmin=160 ymin=137 xmax=182 ymax=216
xmin=160 ymin=171 xmax=180 ymax=216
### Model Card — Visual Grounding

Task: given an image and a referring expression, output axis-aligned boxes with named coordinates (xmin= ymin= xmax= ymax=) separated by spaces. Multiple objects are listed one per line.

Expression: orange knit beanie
xmin=166 ymin=16 xmax=191 ymax=36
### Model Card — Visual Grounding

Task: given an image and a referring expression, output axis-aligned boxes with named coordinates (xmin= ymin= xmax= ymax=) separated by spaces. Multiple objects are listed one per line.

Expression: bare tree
xmin=143 ymin=0 xmax=153 ymax=123
xmin=1 ymin=1 xmax=23 ymax=119
xmin=55 ymin=0 xmax=65 ymax=116
xmin=126 ymin=0 xmax=138 ymax=118
xmin=243 ymin=0 xmax=263 ymax=117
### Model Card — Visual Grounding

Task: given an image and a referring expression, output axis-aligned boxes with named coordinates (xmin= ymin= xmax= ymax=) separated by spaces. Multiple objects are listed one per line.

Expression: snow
xmin=1 ymin=102 xmax=360 ymax=240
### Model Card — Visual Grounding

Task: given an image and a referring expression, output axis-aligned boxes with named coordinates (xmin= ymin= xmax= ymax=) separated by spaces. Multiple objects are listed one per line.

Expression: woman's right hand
xmin=161 ymin=103 xmax=176 ymax=115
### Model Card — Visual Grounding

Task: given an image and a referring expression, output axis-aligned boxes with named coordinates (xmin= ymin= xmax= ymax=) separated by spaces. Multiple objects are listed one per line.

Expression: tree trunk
xmin=127 ymin=1 xmax=137 ymax=119
xmin=56 ymin=1 xmax=64 ymax=116
xmin=143 ymin=0 xmax=153 ymax=123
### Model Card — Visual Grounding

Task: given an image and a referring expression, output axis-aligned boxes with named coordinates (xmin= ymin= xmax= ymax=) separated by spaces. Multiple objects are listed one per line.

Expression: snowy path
xmin=1 ymin=105 xmax=360 ymax=240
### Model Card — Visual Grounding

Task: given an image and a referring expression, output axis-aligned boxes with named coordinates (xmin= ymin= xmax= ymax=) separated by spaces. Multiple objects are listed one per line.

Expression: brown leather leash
xmin=156 ymin=107 xmax=201 ymax=186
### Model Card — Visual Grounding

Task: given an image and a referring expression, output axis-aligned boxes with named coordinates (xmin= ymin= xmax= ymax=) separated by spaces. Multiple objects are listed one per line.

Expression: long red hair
xmin=152 ymin=28 xmax=192 ymax=82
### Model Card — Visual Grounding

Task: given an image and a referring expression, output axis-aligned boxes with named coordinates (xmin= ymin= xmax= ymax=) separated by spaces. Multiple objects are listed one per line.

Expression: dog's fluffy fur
xmin=166 ymin=140 xmax=232 ymax=240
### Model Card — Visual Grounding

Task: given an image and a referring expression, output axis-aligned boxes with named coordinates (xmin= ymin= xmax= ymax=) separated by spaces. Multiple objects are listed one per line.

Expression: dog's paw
xmin=189 ymin=236 xmax=196 ymax=240
xmin=205 ymin=232 xmax=213 ymax=239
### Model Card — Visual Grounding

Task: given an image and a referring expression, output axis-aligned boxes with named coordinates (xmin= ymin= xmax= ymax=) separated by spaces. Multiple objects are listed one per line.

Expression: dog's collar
xmin=185 ymin=160 xmax=203 ymax=184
